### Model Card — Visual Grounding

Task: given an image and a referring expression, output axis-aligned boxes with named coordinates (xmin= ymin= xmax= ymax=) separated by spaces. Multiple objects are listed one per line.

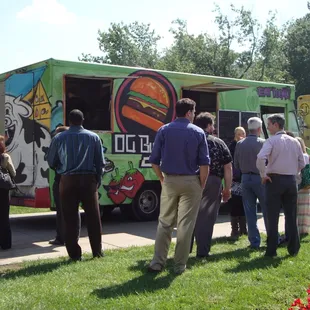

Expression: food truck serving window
xmin=64 ymin=75 xmax=139 ymax=131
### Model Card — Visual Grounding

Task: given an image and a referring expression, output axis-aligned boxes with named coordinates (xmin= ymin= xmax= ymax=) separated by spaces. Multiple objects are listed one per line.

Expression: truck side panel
xmin=3 ymin=64 xmax=52 ymax=207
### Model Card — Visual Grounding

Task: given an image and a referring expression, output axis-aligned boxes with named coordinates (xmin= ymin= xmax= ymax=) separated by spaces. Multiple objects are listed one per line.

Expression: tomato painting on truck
xmin=0 ymin=58 xmax=300 ymax=221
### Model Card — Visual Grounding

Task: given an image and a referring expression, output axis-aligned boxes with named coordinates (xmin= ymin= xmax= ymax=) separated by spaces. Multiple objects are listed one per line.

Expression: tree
xmin=245 ymin=13 xmax=290 ymax=83
xmin=80 ymin=4 xmax=288 ymax=84
xmin=286 ymin=14 xmax=310 ymax=96
xmin=158 ymin=5 xmax=262 ymax=79
xmin=79 ymin=22 xmax=162 ymax=68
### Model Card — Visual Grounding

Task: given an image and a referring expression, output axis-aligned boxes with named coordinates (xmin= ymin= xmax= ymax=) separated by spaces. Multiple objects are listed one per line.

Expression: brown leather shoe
xmin=147 ymin=264 xmax=163 ymax=273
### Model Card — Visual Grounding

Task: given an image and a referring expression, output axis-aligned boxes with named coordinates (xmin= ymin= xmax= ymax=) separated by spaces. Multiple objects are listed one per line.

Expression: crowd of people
xmin=1 ymin=99 xmax=310 ymax=274
xmin=148 ymin=98 xmax=310 ymax=273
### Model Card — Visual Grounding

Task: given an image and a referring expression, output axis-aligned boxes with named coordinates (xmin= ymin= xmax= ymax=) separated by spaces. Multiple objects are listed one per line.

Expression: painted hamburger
xmin=121 ymin=77 xmax=170 ymax=132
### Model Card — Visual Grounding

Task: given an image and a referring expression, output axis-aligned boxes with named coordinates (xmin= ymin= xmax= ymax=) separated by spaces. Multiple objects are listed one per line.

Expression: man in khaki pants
xmin=148 ymin=98 xmax=210 ymax=274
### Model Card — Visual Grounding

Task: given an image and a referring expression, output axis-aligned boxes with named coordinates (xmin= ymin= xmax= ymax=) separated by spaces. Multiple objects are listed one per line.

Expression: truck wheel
xmin=121 ymin=182 xmax=161 ymax=221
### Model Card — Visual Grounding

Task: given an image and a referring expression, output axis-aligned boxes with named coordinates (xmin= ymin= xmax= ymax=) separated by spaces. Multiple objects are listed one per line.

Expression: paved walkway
xmin=0 ymin=212 xmax=285 ymax=266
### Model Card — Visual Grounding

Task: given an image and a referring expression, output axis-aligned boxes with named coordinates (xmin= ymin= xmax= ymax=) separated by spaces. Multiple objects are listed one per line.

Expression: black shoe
xmin=49 ymin=238 xmax=64 ymax=246
xmin=228 ymin=234 xmax=239 ymax=241
xmin=93 ymin=252 xmax=104 ymax=258
xmin=69 ymin=257 xmax=82 ymax=262
xmin=248 ymin=245 xmax=259 ymax=250
xmin=1 ymin=246 xmax=11 ymax=250
xmin=196 ymin=254 xmax=211 ymax=259
xmin=278 ymin=235 xmax=287 ymax=246
xmin=264 ymin=252 xmax=277 ymax=258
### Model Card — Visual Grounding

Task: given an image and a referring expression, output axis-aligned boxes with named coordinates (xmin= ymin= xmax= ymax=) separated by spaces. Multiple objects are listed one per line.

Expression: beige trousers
xmin=150 ymin=174 xmax=202 ymax=271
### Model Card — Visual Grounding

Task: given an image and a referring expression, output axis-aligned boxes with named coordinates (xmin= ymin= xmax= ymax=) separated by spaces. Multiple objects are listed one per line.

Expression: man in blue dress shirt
xmin=47 ymin=110 xmax=105 ymax=261
xmin=148 ymin=98 xmax=210 ymax=274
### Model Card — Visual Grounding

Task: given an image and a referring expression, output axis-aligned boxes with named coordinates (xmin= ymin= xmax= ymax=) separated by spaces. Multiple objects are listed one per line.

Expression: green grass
xmin=9 ymin=206 xmax=51 ymax=214
xmin=1 ymin=235 xmax=310 ymax=309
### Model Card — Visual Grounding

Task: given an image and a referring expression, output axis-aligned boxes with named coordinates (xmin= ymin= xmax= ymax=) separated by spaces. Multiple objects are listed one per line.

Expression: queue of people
xmin=1 ymin=102 xmax=310 ymax=272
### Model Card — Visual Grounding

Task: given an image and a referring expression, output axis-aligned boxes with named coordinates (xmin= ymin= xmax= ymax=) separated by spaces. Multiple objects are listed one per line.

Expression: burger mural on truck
xmin=115 ymin=70 xmax=177 ymax=135
xmin=104 ymin=71 xmax=177 ymax=206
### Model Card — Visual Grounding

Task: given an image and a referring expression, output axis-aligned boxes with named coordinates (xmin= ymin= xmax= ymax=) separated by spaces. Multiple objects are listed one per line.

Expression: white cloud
xmin=16 ymin=0 xmax=77 ymax=25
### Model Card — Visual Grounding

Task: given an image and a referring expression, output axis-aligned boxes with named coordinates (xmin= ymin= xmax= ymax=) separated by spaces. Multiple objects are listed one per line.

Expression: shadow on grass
xmin=225 ymin=254 xmax=290 ymax=273
xmin=0 ymin=258 xmax=84 ymax=279
xmin=92 ymin=259 xmax=178 ymax=299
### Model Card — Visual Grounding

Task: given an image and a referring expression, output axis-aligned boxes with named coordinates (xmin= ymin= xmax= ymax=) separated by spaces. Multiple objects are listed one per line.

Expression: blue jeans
xmin=241 ymin=174 xmax=267 ymax=248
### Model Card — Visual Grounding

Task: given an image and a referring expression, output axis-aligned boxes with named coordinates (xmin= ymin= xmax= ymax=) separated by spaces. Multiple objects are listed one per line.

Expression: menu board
xmin=218 ymin=111 xmax=240 ymax=146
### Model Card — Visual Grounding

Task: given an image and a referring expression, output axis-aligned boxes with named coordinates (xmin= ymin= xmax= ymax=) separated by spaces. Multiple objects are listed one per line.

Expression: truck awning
xmin=182 ymin=82 xmax=248 ymax=92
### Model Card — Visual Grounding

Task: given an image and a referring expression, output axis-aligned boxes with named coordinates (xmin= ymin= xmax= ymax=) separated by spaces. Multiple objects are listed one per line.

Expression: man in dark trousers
xmin=48 ymin=126 xmax=69 ymax=246
xmin=47 ymin=110 xmax=105 ymax=260
xmin=257 ymin=114 xmax=305 ymax=257
xmin=193 ymin=112 xmax=233 ymax=258
xmin=148 ymin=98 xmax=210 ymax=274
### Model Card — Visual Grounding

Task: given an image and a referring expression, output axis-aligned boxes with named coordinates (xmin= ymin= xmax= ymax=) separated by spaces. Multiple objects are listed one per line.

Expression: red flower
xmin=292 ymin=299 xmax=303 ymax=306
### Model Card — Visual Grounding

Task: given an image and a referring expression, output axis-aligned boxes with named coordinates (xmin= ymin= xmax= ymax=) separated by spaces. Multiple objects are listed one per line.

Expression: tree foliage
xmin=79 ymin=22 xmax=161 ymax=68
xmin=80 ymin=3 xmax=307 ymax=91
xmin=286 ymin=14 xmax=310 ymax=96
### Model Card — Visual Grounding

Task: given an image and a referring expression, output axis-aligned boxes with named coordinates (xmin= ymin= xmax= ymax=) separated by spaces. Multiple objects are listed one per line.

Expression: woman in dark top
xmin=0 ymin=135 xmax=16 ymax=250
xmin=227 ymin=127 xmax=247 ymax=240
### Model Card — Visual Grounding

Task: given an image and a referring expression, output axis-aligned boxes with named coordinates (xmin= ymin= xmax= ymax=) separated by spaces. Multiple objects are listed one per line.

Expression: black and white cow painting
xmin=5 ymin=95 xmax=51 ymax=196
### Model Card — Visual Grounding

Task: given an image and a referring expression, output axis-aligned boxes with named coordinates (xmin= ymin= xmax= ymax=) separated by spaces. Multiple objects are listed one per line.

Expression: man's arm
xmin=198 ymin=133 xmax=211 ymax=188
xmin=94 ymin=137 xmax=106 ymax=186
xmin=199 ymin=165 xmax=209 ymax=188
xmin=46 ymin=137 xmax=59 ymax=170
xmin=149 ymin=129 xmax=164 ymax=183
xmin=297 ymin=143 xmax=306 ymax=171
xmin=222 ymin=163 xmax=232 ymax=202
xmin=256 ymin=139 xmax=272 ymax=183
xmin=152 ymin=164 xmax=164 ymax=184
xmin=234 ymin=143 xmax=240 ymax=171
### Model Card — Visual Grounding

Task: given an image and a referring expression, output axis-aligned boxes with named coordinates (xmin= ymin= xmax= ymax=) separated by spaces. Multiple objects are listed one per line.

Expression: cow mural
xmin=4 ymin=67 xmax=51 ymax=196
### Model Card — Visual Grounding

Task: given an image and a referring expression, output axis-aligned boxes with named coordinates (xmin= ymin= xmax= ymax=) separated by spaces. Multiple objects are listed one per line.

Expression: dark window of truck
xmin=64 ymin=76 xmax=112 ymax=131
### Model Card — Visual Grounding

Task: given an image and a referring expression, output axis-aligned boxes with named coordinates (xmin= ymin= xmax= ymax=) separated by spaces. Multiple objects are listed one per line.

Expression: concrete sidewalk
xmin=0 ymin=212 xmax=285 ymax=266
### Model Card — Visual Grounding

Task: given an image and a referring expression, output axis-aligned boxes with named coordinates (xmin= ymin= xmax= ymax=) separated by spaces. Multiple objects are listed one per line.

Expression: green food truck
xmin=0 ymin=58 xmax=300 ymax=221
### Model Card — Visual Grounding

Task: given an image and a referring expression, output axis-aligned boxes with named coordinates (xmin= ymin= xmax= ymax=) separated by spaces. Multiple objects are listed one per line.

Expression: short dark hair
xmin=69 ymin=109 xmax=84 ymax=125
xmin=267 ymin=114 xmax=285 ymax=129
xmin=195 ymin=112 xmax=215 ymax=130
xmin=175 ymin=98 xmax=196 ymax=117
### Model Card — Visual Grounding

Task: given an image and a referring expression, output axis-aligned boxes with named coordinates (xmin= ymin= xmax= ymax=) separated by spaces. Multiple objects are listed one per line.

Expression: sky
xmin=0 ymin=0 xmax=308 ymax=73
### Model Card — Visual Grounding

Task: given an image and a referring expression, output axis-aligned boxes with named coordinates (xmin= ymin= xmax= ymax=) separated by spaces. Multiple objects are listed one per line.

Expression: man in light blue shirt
xmin=47 ymin=109 xmax=105 ymax=261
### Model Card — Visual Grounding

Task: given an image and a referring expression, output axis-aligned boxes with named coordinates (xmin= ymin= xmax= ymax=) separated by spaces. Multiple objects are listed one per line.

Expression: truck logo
xmin=115 ymin=70 xmax=177 ymax=136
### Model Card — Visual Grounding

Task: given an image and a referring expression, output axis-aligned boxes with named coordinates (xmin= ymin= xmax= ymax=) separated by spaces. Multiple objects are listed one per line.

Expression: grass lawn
xmin=1 ymin=235 xmax=310 ymax=309
xmin=10 ymin=206 xmax=51 ymax=215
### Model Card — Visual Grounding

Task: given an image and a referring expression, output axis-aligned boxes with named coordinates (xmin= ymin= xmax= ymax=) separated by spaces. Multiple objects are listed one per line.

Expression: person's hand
xmin=261 ymin=176 xmax=272 ymax=184
xmin=222 ymin=188 xmax=231 ymax=203
xmin=159 ymin=176 xmax=164 ymax=185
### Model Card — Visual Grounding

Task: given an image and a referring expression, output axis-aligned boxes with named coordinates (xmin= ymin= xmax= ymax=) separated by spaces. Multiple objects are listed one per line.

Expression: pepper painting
xmin=103 ymin=161 xmax=145 ymax=205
